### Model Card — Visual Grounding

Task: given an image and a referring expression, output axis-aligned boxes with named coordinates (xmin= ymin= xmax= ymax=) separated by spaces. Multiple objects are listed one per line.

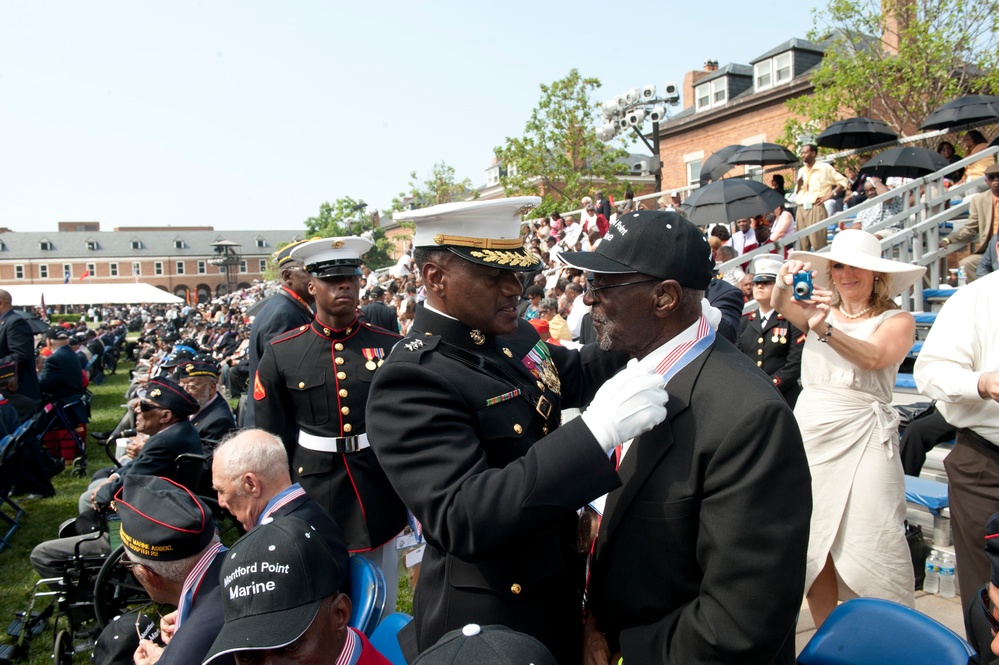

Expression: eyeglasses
xmin=982 ymin=586 xmax=999 ymax=635
xmin=986 ymin=175 xmax=999 ymax=181
xmin=138 ymin=401 xmax=163 ymax=413
xmin=585 ymin=277 xmax=659 ymax=297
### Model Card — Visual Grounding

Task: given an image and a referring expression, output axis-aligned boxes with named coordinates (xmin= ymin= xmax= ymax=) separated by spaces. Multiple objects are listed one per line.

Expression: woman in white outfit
xmin=771 ymin=229 xmax=926 ymax=628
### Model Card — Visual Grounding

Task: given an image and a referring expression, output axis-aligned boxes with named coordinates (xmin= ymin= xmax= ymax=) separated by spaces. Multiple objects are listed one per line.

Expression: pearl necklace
xmin=838 ymin=304 xmax=873 ymax=320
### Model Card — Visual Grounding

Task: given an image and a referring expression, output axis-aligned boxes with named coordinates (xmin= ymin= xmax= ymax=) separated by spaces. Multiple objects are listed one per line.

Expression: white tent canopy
xmin=0 ymin=283 xmax=184 ymax=306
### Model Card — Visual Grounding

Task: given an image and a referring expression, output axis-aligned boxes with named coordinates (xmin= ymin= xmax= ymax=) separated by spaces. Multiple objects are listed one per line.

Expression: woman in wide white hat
xmin=771 ymin=229 xmax=926 ymax=628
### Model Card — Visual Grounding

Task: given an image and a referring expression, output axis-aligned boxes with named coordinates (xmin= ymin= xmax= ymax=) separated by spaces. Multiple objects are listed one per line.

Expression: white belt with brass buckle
xmin=297 ymin=431 xmax=369 ymax=453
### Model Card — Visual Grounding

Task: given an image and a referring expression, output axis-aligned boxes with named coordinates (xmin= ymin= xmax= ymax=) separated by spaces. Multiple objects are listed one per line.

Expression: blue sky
xmin=1 ymin=2 xmax=819 ymax=232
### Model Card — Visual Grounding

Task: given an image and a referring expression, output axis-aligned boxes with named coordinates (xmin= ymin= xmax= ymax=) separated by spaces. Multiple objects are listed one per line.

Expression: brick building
xmin=0 ymin=226 xmax=305 ymax=303
xmin=656 ymin=38 xmax=828 ymax=193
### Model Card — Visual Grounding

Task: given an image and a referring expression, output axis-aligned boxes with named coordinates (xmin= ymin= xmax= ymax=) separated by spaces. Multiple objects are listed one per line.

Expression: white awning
xmin=0 ymin=283 xmax=184 ymax=306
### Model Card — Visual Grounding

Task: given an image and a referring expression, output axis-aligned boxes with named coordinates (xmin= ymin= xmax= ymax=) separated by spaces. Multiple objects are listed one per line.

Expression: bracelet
xmin=776 ymin=275 xmax=791 ymax=290
xmin=818 ymin=323 xmax=833 ymax=343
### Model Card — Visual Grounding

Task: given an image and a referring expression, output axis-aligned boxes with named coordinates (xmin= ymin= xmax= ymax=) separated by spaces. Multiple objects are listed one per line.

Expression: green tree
xmin=303 ymin=197 xmax=394 ymax=269
xmin=494 ymin=69 xmax=629 ymax=216
xmin=392 ymin=161 xmax=476 ymax=211
xmin=779 ymin=0 xmax=999 ymax=148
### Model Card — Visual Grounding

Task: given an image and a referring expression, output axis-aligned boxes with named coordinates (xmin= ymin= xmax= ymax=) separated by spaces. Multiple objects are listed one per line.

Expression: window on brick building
xmin=14 ymin=265 xmax=23 ymax=280
xmin=155 ymin=262 xmax=163 ymax=276
xmin=686 ymin=160 xmax=702 ymax=187
xmin=87 ymin=263 xmax=96 ymax=276
xmin=174 ymin=239 xmax=185 ymax=249
xmin=258 ymin=259 xmax=267 ymax=272
xmin=130 ymin=238 xmax=142 ymax=250
xmin=755 ymin=52 xmax=793 ymax=91
xmin=198 ymin=261 xmax=206 ymax=274
xmin=62 ymin=264 xmax=72 ymax=279
xmin=132 ymin=262 xmax=141 ymax=276
xmin=176 ymin=261 xmax=185 ymax=274
xmin=239 ymin=260 xmax=247 ymax=273
xmin=39 ymin=239 xmax=53 ymax=251
xmin=255 ymin=237 xmax=266 ymax=248
xmin=110 ymin=263 xmax=119 ymax=277
xmin=39 ymin=264 xmax=48 ymax=279
xmin=695 ymin=79 xmax=727 ymax=112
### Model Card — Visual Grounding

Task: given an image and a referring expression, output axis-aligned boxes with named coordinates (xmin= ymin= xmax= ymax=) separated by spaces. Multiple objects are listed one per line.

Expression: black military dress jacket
xmin=737 ymin=310 xmax=804 ymax=408
xmin=366 ymin=305 xmax=623 ymax=664
xmin=254 ymin=316 xmax=406 ymax=552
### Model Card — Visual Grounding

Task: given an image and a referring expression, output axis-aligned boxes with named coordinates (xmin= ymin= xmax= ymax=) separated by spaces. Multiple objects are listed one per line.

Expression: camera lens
xmin=794 ymin=283 xmax=810 ymax=298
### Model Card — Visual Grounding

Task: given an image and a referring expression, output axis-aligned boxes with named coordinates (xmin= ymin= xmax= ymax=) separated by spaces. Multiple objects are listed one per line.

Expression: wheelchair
xmin=1 ymin=520 xmax=153 ymax=664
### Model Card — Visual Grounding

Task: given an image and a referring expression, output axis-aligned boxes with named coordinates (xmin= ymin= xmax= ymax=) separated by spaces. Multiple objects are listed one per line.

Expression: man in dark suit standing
xmin=0 ymin=290 xmax=40 ymax=402
xmin=361 ymin=286 xmax=399 ymax=332
xmin=367 ymin=197 xmax=669 ymax=664
xmin=244 ymin=239 xmax=315 ymax=427
xmin=561 ymin=211 xmax=811 ymax=665
xmin=737 ymin=257 xmax=804 ymax=408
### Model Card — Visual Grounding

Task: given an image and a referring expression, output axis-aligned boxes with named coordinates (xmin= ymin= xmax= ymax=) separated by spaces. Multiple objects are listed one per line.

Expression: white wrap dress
xmin=795 ymin=309 xmax=915 ymax=606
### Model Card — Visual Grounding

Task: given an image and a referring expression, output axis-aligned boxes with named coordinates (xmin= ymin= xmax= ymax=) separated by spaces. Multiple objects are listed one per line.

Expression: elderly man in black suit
xmin=0 ymin=290 xmax=40 ymax=402
xmin=211 ymin=428 xmax=349 ymax=567
xmin=561 ymin=211 xmax=812 ymax=665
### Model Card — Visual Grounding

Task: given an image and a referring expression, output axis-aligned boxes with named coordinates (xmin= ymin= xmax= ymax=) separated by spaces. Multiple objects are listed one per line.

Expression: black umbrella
xmin=815 ymin=117 xmax=898 ymax=150
xmin=920 ymin=95 xmax=999 ymax=131
xmin=726 ymin=142 xmax=799 ymax=166
xmin=15 ymin=311 xmax=50 ymax=334
xmin=858 ymin=146 xmax=952 ymax=180
xmin=699 ymin=145 xmax=742 ymax=185
xmin=681 ymin=179 xmax=788 ymax=226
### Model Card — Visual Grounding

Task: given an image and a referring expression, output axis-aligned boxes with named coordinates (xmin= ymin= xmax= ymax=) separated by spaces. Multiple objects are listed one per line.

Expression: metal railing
xmin=717 ymin=144 xmax=998 ymax=312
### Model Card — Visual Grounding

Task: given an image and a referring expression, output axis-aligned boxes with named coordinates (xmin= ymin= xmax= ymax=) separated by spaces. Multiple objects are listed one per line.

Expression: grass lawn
xmin=0 ymin=361 xmax=135 ymax=664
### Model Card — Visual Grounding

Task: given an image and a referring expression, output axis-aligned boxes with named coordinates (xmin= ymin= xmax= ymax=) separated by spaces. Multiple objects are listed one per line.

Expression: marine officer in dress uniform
xmin=243 ymin=238 xmax=315 ymax=427
xmin=366 ymin=197 xmax=670 ymax=664
xmin=253 ymin=236 xmax=406 ymax=611
xmin=737 ymin=257 xmax=804 ymax=407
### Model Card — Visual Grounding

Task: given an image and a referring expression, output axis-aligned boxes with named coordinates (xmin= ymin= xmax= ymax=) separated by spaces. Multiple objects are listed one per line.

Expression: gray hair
xmin=539 ymin=297 xmax=558 ymax=311
xmin=128 ymin=533 xmax=221 ymax=583
xmin=214 ymin=429 xmax=290 ymax=488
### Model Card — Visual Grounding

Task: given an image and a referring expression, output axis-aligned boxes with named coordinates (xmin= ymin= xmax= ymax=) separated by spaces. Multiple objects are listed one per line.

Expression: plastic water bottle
xmin=939 ymin=553 xmax=956 ymax=598
xmin=958 ymin=268 xmax=967 ymax=287
xmin=923 ymin=551 xmax=940 ymax=594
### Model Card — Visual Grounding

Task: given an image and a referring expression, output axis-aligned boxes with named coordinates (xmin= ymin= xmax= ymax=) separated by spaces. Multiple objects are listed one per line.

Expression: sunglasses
xmin=138 ymin=401 xmax=163 ymax=413
xmin=982 ymin=586 xmax=999 ymax=635
xmin=986 ymin=175 xmax=999 ymax=181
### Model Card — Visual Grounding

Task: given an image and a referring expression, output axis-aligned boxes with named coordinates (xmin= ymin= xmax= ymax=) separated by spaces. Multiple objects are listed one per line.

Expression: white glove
xmin=581 ymin=366 xmax=669 ymax=453
xmin=701 ymin=298 xmax=721 ymax=331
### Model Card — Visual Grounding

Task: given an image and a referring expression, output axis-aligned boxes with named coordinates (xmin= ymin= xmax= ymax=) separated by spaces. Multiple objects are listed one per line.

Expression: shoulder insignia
xmin=391 ymin=335 xmax=440 ymax=363
xmin=253 ymin=371 xmax=266 ymax=400
xmin=271 ymin=326 xmax=310 ymax=345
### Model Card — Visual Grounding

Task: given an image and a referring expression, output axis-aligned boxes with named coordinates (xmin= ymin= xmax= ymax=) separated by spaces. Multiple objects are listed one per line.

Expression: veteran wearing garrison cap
xmin=176 ymin=354 xmax=236 ymax=451
xmin=244 ymin=237 xmax=317 ymax=427
xmin=737 ymin=257 xmax=805 ymax=407
xmin=366 ymin=197 xmax=669 ymax=663
xmin=108 ymin=475 xmax=232 ymax=665
xmin=253 ymin=236 xmax=406 ymax=610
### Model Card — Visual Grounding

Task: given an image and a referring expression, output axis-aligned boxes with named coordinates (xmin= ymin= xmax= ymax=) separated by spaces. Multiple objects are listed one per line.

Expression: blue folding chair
xmin=369 ymin=612 xmax=412 ymax=665
xmin=0 ymin=434 xmax=25 ymax=551
xmin=797 ymin=597 xmax=975 ymax=665
xmin=348 ymin=556 xmax=387 ymax=637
